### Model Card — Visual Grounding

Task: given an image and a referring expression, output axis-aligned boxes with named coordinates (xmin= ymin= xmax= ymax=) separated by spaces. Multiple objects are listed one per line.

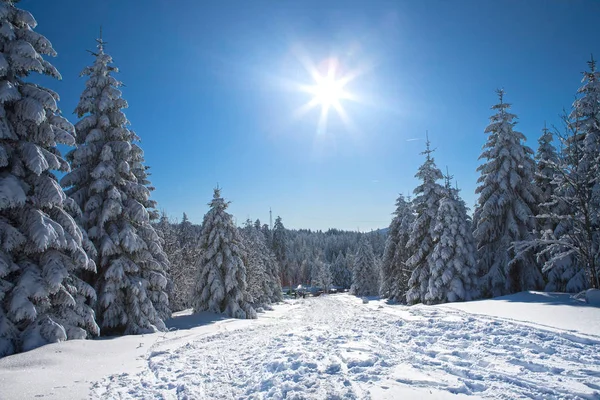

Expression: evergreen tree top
xmin=414 ymin=138 xmax=444 ymax=194
xmin=209 ymin=187 xmax=230 ymax=211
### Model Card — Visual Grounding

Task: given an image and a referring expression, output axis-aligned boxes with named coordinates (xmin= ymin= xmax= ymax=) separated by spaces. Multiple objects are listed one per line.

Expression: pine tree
xmin=173 ymin=212 xmax=200 ymax=310
xmin=271 ymin=216 xmax=288 ymax=286
xmin=0 ymin=1 xmax=99 ymax=357
xmin=61 ymin=35 xmax=170 ymax=335
xmin=426 ymin=175 xmax=479 ymax=304
xmin=535 ymin=125 xmax=559 ymax=215
xmin=331 ymin=252 xmax=351 ymax=289
xmin=192 ymin=188 xmax=256 ymax=319
xmin=240 ymin=219 xmax=282 ymax=307
xmin=313 ymin=259 xmax=333 ymax=293
xmin=473 ymin=90 xmax=543 ymax=297
xmin=351 ymin=237 xmax=379 ymax=296
xmin=531 ymin=126 xmax=572 ymax=292
xmin=380 ymin=194 xmax=414 ymax=302
xmin=405 ymin=138 xmax=446 ymax=304
xmin=525 ymin=58 xmax=600 ymax=291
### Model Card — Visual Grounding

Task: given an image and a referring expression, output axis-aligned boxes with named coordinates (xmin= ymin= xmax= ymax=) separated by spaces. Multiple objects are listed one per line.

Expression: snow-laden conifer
xmin=0 ymin=1 xmax=99 ymax=356
xmin=426 ymin=177 xmax=479 ymax=304
xmin=535 ymin=125 xmax=559 ymax=215
xmin=310 ymin=258 xmax=332 ymax=293
xmin=473 ymin=90 xmax=543 ymax=297
xmin=405 ymin=138 xmax=446 ymax=304
xmin=193 ymin=188 xmax=256 ymax=319
xmin=271 ymin=216 xmax=288 ymax=285
xmin=351 ymin=237 xmax=379 ymax=296
xmin=241 ymin=219 xmax=282 ymax=306
xmin=61 ymin=35 xmax=169 ymax=334
xmin=173 ymin=213 xmax=200 ymax=310
xmin=331 ymin=252 xmax=352 ymax=289
xmin=380 ymin=194 xmax=414 ymax=302
xmin=521 ymin=59 xmax=600 ymax=290
xmin=531 ymin=126 xmax=573 ymax=291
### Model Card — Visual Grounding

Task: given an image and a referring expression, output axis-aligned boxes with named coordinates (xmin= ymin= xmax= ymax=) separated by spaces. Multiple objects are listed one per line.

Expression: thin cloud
xmin=406 ymin=138 xmax=421 ymax=142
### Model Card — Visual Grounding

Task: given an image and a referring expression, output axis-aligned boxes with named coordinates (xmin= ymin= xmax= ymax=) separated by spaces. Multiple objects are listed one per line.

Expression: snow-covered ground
xmin=1 ymin=292 xmax=599 ymax=399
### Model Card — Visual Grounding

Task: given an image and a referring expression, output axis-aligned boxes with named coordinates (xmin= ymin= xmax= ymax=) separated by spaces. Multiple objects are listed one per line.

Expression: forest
xmin=0 ymin=0 xmax=599 ymax=360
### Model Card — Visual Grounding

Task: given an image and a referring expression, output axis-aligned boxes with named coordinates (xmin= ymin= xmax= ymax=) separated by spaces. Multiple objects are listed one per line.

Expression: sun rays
xmin=291 ymin=49 xmax=364 ymax=135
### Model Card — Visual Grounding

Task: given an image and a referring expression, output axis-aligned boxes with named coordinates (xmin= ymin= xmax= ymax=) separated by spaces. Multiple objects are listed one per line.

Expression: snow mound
xmin=586 ymin=289 xmax=600 ymax=306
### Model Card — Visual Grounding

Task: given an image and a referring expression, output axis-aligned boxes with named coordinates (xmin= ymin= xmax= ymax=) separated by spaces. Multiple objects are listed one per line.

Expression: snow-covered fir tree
xmin=405 ymin=138 xmax=446 ymax=304
xmin=535 ymin=125 xmax=559 ymax=216
xmin=526 ymin=59 xmax=600 ymax=291
xmin=153 ymin=212 xmax=192 ymax=312
xmin=240 ymin=219 xmax=282 ymax=307
xmin=331 ymin=252 xmax=352 ymax=289
xmin=425 ymin=175 xmax=478 ymax=304
xmin=61 ymin=35 xmax=170 ymax=335
xmin=473 ymin=90 xmax=543 ymax=297
xmin=192 ymin=188 xmax=256 ymax=319
xmin=312 ymin=259 xmax=333 ymax=292
xmin=173 ymin=212 xmax=200 ymax=310
xmin=153 ymin=212 xmax=177 ymax=306
xmin=271 ymin=216 xmax=288 ymax=285
xmin=351 ymin=237 xmax=379 ymax=296
xmin=0 ymin=1 xmax=99 ymax=357
xmin=531 ymin=125 xmax=573 ymax=292
xmin=380 ymin=194 xmax=414 ymax=302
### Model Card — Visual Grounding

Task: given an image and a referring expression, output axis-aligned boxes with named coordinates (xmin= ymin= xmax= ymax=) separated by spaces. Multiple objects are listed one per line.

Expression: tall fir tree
xmin=473 ymin=90 xmax=543 ymax=297
xmin=535 ymin=125 xmax=559 ymax=216
xmin=331 ymin=252 xmax=352 ymax=289
xmin=426 ymin=175 xmax=479 ymax=304
xmin=350 ymin=236 xmax=379 ymax=296
xmin=271 ymin=216 xmax=288 ymax=285
xmin=531 ymin=125 xmax=573 ymax=291
xmin=61 ymin=35 xmax=170 ymax=335
xmin=192 ymin=188 xmax=256 ymax=319
xmin=0 ymin=1 xmax=99 ymax=357
xmin=380 ymin=194 xmax=414 ymax=302
xmin=240 ymin=219 xmax=282 ymax=307
xmin=173 ymin=212 xmax=200 ymax=309
xmin=405 ymin=138 xmax=446 ymax=304
xmin=528 ymin=58 xmax=600 ymax=290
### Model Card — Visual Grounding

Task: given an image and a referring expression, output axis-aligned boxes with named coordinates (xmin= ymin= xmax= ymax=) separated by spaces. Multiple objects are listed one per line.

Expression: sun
xmin=308 ymin=73 xmax=348 ymax=109
xmin=291 ymin=55 xmax=362 ymax=134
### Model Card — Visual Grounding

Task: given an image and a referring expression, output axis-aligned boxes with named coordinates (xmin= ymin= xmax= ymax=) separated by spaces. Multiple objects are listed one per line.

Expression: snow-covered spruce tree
xmin=522 ymin=59 xmax=600 ymax=291
xmin=531 ymin=125 xmax=572 ymax=291
xmin=380 ymin=194 xmax=414 ymax=302
xmin=312 ymin=259 xmax=333 ymax=293
xmin=331 ymin=252 xmax=351 ymax=289
xmin=169 ymin=212 xmax=200 ymax=310
xmin=240 ymin=219 xmax=282 ymax=307
xmin=425 ymin=177 xmax=479 ymax=304
xmin=560 ymin=57 xmax=600 ymax=289
xmin=192 ymin=188 xmax=256 ymax=319
xmin=473 ymin=90 xmax=543 ymax=297
xmin=154 ymin=212 xmax=195 ymax=312
xmin=535 ymin=125 xmax=559 ymax=218
xmin=351 ymin=236 xmax=379 ymax=296
xmin=61 ymin=36 xmax=170 ymax=335
xmin=271 ymin=216 xmax=288 ymax=285
xmin=0 ymin=1 xmax=100 ymax=357
xmin=405 ymin=138 xmax=446 ymax=305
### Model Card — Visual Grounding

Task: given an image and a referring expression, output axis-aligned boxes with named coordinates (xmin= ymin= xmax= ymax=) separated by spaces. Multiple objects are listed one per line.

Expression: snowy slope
xmin=1 ymin=293 xmax=599 ymax=399
xmin=441 ymin=291 xmax=600 ymax=337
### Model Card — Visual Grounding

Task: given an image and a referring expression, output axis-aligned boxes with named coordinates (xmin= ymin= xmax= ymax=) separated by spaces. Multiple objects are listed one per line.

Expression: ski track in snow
xmin=91 ymin=295 xmax=600 ymax=399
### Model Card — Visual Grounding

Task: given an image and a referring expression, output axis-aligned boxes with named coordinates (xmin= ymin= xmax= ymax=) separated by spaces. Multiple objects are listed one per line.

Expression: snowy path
xmin=91 ymin=294 xmax=600 ymax=399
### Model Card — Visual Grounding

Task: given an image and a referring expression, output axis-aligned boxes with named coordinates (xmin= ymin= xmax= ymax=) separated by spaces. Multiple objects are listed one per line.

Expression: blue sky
xmin=25 ymin=0 xmax=600 ymax=231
